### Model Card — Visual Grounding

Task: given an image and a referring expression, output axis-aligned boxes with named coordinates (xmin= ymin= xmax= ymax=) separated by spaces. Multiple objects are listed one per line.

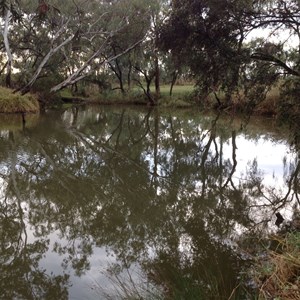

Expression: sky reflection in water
xmin=0 ymin=107 xmax=299 ymax=299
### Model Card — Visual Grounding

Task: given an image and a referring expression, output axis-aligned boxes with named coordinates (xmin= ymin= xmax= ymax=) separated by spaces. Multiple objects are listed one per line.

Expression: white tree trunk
xmin=2 ymin=10 xmax=13 ymax=87
xmin=50 ymin=38 xmax=145 ymax=93
xmin=19 ymin=21 xmax=74 ymax=94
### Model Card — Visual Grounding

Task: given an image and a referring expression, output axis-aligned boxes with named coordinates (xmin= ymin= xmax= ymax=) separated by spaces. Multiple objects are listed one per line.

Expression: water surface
xmin=0 ymin=106 xmax=299 ymax=299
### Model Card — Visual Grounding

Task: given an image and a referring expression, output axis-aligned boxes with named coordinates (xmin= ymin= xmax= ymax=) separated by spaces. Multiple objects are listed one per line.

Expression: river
xmin=0 ymin=106 xmax=299 ymax=299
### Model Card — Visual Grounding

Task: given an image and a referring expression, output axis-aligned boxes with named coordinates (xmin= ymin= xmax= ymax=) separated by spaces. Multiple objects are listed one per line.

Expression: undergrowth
xmin=253 ymin=232 xmax=300 ymax=300
xmin=0 ymin=86 xmax=39 ymax=113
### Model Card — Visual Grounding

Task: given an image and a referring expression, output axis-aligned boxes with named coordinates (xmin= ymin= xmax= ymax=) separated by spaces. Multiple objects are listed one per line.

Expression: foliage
xmin=0 ymin=0 xmax=152 ymax=96
xmin=0 ymin=0 xmax=21 ymax=19
xmin=278 ymin=78 xmax=300 ymax=147
xmin=158 ymin=0 xmax=300 ymax=109
xmin=158 ymin=0 xmax=250 ymax=105
xmin=0 ymin=0 xmax=300 ymax=117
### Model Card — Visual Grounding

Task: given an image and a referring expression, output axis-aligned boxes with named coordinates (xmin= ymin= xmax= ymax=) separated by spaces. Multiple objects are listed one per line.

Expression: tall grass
xmin=0 ymin=86 xmax=39 ymax=113
xmin=253 ymin=232 xmax=300 ymax=299
xmin=94 ymin=260 xmax=251 ymax=300
xmin=93 ymin=264 xmax=164 ymax=300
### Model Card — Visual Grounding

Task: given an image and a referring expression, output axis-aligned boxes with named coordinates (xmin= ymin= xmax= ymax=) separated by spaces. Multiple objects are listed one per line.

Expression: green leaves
xmin=0 ymin=0 xmax=21 ymax=20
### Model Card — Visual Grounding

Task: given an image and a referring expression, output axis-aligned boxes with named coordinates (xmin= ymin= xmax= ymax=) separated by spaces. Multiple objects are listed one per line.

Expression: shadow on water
xmin=0 ymin=106 xmax=299 ymax=299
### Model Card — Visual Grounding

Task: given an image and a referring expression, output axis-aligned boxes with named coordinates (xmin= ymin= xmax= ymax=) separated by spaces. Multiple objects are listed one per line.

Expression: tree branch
xmin=251 ymin=52 xmax=300 ymax=77
xmin=16 ymin=20 xmax=74 ymax=94
xmin=50 ymin=37 xmax=145 ymax=92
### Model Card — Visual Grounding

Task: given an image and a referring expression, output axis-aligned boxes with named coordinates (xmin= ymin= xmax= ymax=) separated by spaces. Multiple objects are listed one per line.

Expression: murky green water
xmin=0 ymin=106 xmax=299 ymax=299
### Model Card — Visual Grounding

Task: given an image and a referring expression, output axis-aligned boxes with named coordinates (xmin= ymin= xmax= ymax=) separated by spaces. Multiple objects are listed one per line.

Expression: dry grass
xmin=203 ymin=85 xmax=281 ymax=116
xmin=254 ymin=87 xmax=280 ymax=116
xmin=255 ymin=232 xmax=300 ymax=300
xmin=0 ymin=86 xmax=39 ymax=113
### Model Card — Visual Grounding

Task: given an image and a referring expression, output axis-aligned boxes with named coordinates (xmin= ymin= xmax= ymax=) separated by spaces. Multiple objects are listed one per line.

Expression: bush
xmin=0 ymin=86 xmax=39 ymax=113
xmin=278 ymin=78 xmax=300 ymax=147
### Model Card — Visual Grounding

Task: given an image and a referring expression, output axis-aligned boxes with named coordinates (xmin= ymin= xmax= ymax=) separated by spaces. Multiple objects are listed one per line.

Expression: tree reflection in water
xmin=0 ymin=107 xmax=299 ymax=299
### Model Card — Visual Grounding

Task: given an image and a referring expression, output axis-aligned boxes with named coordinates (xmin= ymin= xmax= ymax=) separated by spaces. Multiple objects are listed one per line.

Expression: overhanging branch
xmin=251 ymin=52 xmax=300 ymax=77
xmin=50 ymin=37 xmax=145 ymax=92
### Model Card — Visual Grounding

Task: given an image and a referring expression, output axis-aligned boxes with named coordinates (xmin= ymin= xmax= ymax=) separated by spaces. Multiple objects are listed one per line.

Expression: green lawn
xmin=159 ymin=84 xmax=195 ymax=96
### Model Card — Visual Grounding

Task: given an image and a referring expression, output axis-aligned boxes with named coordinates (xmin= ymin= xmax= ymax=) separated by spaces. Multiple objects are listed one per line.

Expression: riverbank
xmin=0 ymin=83 xmax=283 ymax=116
xmin=253 ymin=230 xmax=300 ymax=299
xmin=59 ymin=84 xmax=282 ymax=115
xmin=58 ymin=85 xmax=299 ymax=148
xmin=0 ymin=87 xmax=39 ymax=113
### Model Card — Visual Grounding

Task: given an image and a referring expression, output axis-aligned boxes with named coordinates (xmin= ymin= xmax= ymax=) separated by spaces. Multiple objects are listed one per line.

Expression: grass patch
xmin=93 ymin=85 xmax=194 ymax=107
xmin=0 ymin=86 xmax=39 ymax=113
xmin=158 ymin=85 xmax=194 ymax=108
xmin=159 ymin=84 xmax=195 ymax=97
xmin=254 ymin=87 xmax=280 ymax=116
xmin=59 ymin=88 xmax=74 ymax=99
xmin=203 ymin=86 xmax=280 ymax=116
xmin=59 ymin=84 xmax=199 ymax=108
xmin=253 ymin=232 xmax=300 ymax=299
xmin=94 ymin=90 xmax=147 ymax=105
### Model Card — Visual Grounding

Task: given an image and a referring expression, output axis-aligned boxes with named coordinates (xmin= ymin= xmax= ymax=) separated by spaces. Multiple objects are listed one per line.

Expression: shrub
xmin=0 ymin=86 xmax=39 ymax=113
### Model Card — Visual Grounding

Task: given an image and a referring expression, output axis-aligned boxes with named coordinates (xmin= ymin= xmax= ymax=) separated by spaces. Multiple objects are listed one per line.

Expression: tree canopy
xmin=159 ymin=1 xmax=300 ymax=104
xmin=0 ymin=0 xmax=299 ymax=112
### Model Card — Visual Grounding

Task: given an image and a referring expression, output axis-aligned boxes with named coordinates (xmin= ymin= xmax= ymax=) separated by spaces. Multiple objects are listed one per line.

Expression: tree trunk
xmin=146 ymin=76 xmax=155 ymax=105
xmin=169 ymin=71 xmax=178 ymax=96
xmin=6 ymin=62 xmax=11 ymax=88
xmin=109 ymin=58 xmax=125 ymax=94
xmin=127 ymin=61 xmax=132 ymax=91
xmin=17 ymin=21 xmax=74 ymax=94
xmin=51 ymin=38 xmax=144 ymax=93
xmin=115 ymin=58 xmax=125 ymax=94
xmin=154 ymin=54 xmax=160 ymax=98
xmin=2 ymin=10 xmax=13 ymax=88
xmin=119 ymin=71 xmax=124 ymax=94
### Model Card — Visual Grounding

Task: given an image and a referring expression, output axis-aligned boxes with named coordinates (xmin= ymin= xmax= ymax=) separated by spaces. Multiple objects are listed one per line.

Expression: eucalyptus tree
xmin=159 ymin=0 xmax=252 ymax=106
xmin=5 ymin=0 xmax=88 ymax=93
xmin=103 ymin=0 xmax=153 ymax=94
xmin=49 ymin=0 xmax=150 ymax=94
xmin=249 ymin=0 xmax=300 ymax=77
xmin=98 ymin=0 xmax=169 ymax=100
xmin=0 ymin=0 xmax=148 ymax=95
xmin=131 ymin=0 xmax=169 ymax=104
xmin=0 ymin=0 xmax=21 ymax=87
xmin=159 ymin=0 xmax=300 ymax=107
xmin=245 ymin=0 xmax=300 ymax=134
